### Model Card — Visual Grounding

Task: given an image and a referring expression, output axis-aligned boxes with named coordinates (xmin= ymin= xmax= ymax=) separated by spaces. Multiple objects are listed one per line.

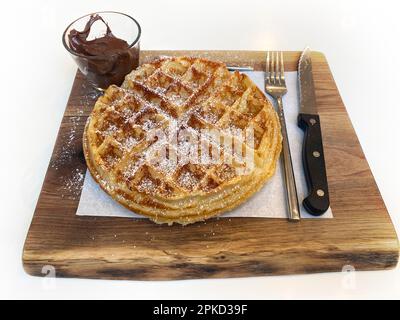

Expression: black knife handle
xmin=298 ymin=113 xmax=330 ymax=215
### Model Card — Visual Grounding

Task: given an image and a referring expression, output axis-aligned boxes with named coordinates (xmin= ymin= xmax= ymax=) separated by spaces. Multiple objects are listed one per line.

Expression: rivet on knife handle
xmin=298 ymin=114 xmax=330 ymax=215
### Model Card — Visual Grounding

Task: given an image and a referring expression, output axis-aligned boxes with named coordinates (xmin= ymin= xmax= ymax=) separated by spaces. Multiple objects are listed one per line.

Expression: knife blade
xmin=297 ymin=47 xmax=330 ymax=215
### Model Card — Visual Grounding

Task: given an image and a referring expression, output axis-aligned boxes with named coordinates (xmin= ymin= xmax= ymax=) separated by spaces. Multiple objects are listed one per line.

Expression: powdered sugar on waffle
xmin=90 ymin=60 xmax=264 ymax=187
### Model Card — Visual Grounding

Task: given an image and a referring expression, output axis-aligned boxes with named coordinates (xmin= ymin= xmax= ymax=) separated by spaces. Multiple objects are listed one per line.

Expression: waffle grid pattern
xmin=84 ymin=57 xmax=282 ymax=224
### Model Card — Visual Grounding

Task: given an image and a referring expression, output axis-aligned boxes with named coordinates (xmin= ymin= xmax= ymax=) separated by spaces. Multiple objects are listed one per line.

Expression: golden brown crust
xmin=83 ymin=56 xmax=282 ymax=225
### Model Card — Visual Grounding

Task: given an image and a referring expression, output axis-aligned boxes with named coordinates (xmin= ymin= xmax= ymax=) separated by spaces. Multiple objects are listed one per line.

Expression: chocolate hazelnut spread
xmin=67 ymin=14 xmax=139 ymax=88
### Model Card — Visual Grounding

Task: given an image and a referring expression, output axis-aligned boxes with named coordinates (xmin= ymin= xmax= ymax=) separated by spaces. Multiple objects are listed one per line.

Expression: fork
xmin=265 ymin=51 xmax=300 ymax=221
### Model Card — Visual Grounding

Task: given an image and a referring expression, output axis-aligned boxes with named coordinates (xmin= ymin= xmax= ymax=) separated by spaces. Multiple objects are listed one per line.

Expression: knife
xmin=297 ymin=48 xmax=330 ymax=215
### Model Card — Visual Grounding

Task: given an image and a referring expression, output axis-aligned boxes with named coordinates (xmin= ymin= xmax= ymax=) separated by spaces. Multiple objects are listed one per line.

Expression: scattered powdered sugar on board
xmin=60 ymin=168 xmax=85 ymax=200
xmin=52 ymin=85 xmax=100 ymax=169
xmin=80 ymin=83 xmax=103 ymax=110
xmin=51 ymin=116 xmax=82 ymax=170
xmin=53 ymin=85 xmax=101 ymax=199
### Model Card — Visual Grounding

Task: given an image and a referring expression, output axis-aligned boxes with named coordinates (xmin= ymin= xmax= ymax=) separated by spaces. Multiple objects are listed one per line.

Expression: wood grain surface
xmin=23 ymin=51 xmax=399 ymax=280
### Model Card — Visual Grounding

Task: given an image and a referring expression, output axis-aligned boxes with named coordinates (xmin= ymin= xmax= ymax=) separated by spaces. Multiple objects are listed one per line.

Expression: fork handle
xmin=277 ymin=97 xmax=301 ymax=221
xmin=298 ymin=113 xmax=330 ymax=215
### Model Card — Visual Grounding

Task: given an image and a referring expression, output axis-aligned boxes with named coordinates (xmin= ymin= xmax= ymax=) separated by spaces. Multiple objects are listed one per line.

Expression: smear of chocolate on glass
xmin=68 ymin=14 xmax=139 ymax=88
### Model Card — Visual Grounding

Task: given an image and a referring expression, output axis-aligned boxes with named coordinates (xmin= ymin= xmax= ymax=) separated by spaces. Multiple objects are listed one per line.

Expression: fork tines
xmin=266 ymin=51 xmax=285 ymax=85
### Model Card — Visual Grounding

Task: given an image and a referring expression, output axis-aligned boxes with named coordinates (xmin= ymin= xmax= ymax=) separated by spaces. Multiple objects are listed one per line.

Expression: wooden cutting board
xmin=23 ymin=51 xmax=399 ymax=280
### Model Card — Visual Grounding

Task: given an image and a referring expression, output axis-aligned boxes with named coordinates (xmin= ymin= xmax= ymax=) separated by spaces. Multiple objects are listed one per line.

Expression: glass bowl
xmin=62 ymin=11 xmax=141 ymax=89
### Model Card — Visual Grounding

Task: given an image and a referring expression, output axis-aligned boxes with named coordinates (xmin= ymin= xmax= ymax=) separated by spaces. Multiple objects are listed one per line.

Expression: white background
xmin=0 ymin=0 xmax=399 ymax=299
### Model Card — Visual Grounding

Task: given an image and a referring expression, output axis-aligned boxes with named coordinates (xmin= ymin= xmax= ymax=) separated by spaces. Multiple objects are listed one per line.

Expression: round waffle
xmin=83 ymin=56 xmax=282 ymax=224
